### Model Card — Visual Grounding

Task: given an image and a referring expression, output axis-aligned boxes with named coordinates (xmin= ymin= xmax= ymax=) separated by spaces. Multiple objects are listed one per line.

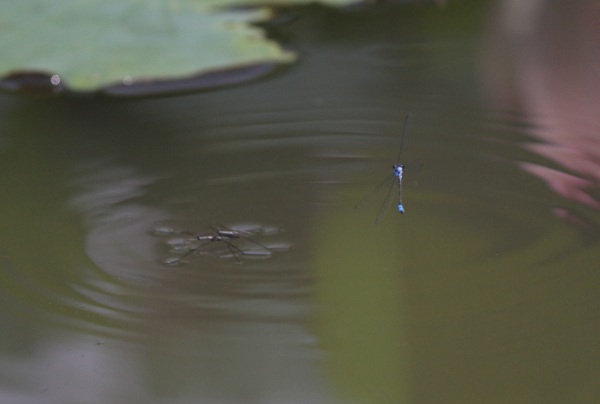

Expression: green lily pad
xmin=0 ymin=0 xmax=363 ymax=95
xmin=205 ymin=0 xmax=364 ymax=5
xmin=0 ymin=1 xmax=287 ymax=92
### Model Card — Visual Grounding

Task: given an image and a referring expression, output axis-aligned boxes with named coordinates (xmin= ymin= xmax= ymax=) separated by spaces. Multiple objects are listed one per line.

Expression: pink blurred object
xmin=483 ymin=1 xmax=600 ymax=214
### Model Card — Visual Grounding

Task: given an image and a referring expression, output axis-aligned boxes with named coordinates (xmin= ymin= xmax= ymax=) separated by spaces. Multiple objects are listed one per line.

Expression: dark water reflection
xmin=1 ymin=1 xmax=600 ymax=402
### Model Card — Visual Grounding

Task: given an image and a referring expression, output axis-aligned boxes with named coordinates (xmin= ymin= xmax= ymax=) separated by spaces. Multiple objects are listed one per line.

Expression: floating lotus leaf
xmin=0 ymin=0 xmax=362 ymax=94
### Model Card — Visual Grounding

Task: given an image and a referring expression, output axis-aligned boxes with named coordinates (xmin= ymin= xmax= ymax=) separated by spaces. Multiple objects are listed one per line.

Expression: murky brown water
xmin=1 ymin=1 xmax=600 ymax=402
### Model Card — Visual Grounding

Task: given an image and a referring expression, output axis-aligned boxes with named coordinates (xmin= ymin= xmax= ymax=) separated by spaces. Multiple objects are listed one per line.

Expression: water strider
xmin=161 ymin=225 xmax=275 ymax=265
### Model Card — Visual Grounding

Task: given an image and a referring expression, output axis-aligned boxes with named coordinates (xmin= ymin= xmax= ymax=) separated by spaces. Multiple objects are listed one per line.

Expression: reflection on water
xmin=1 ymin=1 xmax=600 ymax=403
xmin=483 ymin=0 xmax=600 ymax=223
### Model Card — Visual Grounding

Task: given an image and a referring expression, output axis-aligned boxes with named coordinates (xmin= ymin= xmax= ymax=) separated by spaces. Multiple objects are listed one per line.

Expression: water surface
xmin=1 ymin=1 xmax=600 ymax=403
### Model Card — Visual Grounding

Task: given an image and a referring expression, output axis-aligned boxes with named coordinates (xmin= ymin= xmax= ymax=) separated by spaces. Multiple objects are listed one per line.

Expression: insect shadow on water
xmin=354 ymin=113 xmax=418 ymax=224
xmin=163 ymin=225 xmax=275 ymax=265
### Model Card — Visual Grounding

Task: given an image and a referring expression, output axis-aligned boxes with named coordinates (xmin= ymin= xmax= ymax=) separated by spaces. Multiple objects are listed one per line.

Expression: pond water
xmin=1 ymin=1 xmax=600 ymax=403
